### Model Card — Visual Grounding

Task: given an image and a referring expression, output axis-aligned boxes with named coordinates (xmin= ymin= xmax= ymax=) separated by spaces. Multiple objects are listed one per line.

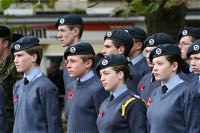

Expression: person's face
xmin=100 ymin=67 xmax=124 ymax=92
xmin=152 ymin=56 xmax=177 ymax=83
xmin=102 ymin=39 xmax=123 ymax=57
xmin=14 ymin=51 xmax=37 ymax=75
xmin=190 ymin=53 xmax=200 ymax=75
xmin=179 ymin=36 xmax=193 ymax=60
xmin=145 ymin=46 xmax=156 ymax=67
xmin=57 ymin=25 xmax=76 ymax=47
xmin=0 ymin=38 xmax=8 ymax=58
xmin=66 ymin=55 xmax=91 ymax=78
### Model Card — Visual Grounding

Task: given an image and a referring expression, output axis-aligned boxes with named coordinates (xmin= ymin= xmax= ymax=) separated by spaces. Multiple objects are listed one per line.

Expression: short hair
xmin=25 ymin=46 xmax=43 ymax=65
xmin=78 ymin=54 xmax=95 ymax=68
xmin=68 ymin=24 xmax=84 ymax=39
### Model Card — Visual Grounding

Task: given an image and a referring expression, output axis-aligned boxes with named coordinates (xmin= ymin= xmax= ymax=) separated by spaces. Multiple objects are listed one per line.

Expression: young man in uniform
xmin=0 ymin=85 xmax=7 ymax=133
xmin=55 ymin=14 xmax=84 ymax=119
xmin=126 ymin=27 xmax=151 ymax=94
xmin=137 ymin=33 xmax=175 ymax=102
xmin=177 ymin=27 xmax=200 ymax=64
xmin=0 ymin=25 xmax=18 ymax=133
xmin=102 ymin=29 xmax=133 ymax=57
xmin=11 ymin=36 xmax=63 ymax=133
xmin=64 ymin=42 xmax=109 ymax=133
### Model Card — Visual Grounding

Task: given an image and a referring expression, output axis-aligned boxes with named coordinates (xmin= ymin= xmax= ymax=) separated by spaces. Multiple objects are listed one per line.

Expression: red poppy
xmin=146 ymin=97 xmax=152 ymax=108
xmin=139 ymin=83 xmax=145 ymax=92
xmin=67 ymin=91 xmax=74 ymax=100
xmin=99 ymin=111 xmax=103 ymax=118
xmin=13 ymin=95 xmax=19 ymax=103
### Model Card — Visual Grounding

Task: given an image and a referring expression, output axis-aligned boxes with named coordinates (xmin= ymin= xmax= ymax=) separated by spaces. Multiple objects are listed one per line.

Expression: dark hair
xmin=165 ymin=55 xmax=189 ymax=74
xmin=25 ymin=46 xmax=43 ymax=65
xmin=111 ymin=40 xmax=129 ymax=56
xmin=134 ymin=38 xmax=145 ymax=51
xmin=78 ymin=54 xmax=95 ymax=68
xmin=111 ymin=65 xmax=132 ymax=82
xmin=68 ymin=24 xmax=84 ymax=39
xmin=2 ymin=35 xmax=12 ymax=47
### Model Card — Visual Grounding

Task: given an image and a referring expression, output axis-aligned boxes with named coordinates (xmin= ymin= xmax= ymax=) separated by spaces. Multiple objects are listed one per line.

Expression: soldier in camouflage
xmin=0 ymin=26 xmax=23 ymax=133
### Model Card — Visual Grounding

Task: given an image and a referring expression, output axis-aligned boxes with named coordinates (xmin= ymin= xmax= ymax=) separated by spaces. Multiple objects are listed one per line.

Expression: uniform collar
xmin=130 ymin=54 xmax=144 ymax=65
xmin=162 ymin=74 xmax=183 ymax=92
xmin=79 ymin=70 xmax=94 ymax=82
xmin=111 ymin=85 xmax=128 ymax=99
xmin=24 ymin=67 xmax=42 ymax=82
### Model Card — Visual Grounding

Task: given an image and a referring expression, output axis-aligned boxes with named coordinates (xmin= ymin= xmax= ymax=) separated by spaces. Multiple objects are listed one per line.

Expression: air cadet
xmin=102 ymin=29 xmax=133 ymax=57
xmin=177 ymin=27 xmax=200 ymax=64
xmin=0 ymin=85 xmax=7 ymax=133
xmin=147 ymin=44 xmax=199 ymax=133
xmin=96 ymin=54 xmax=147 ymax=133
xmin=125 ymin=27 xmax=151 ymax=94
xmin=55 ymin=14 xmax=84 ymax=119
xmin=187 ymin=39 xmax=200 ymax=129
xmin=11 ymin=36 xmax=63 ymax=133
xmin=137 ymin=33 xmax=175 ymax=102
xmin=0 ymin=25 xmax=17 ymax=133
xmin=64 ymin=42 xmax=109 ymax=133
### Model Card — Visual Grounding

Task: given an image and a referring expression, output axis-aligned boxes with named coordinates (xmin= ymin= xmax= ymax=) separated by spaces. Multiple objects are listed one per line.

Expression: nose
xmin=190 ymin=59 xmax=196 ymax=66
xmin=152 ymin=64 xmax=157 ymax=73
xmin=57 ymin=31 xmax=62 ymax=38
xmin=100 ymin=75 xmax=105 ymax=82
xmin=102 ymin=48 xmax=106 ymax=55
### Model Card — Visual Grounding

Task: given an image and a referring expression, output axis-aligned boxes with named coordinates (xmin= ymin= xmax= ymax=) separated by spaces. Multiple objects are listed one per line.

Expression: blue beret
xmin=104 ymin=30 xmax=133 ymax=57
xmin=144 ymin=33 xmax=175 ymax=48
xmin=55 ymin=14 xmax=83 ymax=28
xmin=177 ymin=27 xmax=200 ymax=41
xmin=11 ymin=36 xmax=40 ymax=53
xmin=12 ymin=33 xmax=24 ymax=43
xmin=0 ymin=26 xmax=10 ymax=37
xmin=96 ymin=54 xmax=128 ymax=76
xmin=64 ymin=42 xmax=95 ymax=59
xmin=125 ymin=27 xmax=147 ymax=41
xmin=187 ymin=39 xmax=200 ymax=58
xmin=149 ymin=44 xmax=181 ymax=62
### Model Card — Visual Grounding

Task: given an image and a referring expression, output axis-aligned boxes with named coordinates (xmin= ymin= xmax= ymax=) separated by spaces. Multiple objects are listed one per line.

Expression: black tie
xmin=109 ymin=94 xmax=114 ymax=102
xmin=162 ymin=85 xmax=168 ymax=94
xmin=24 ymin=77 xmax=29 ymax=85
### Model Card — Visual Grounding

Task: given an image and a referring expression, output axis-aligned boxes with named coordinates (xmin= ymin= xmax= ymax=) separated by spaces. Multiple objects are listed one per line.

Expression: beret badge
xmin=14 ymin=44 xmax=20 ymax=50
xmin=182 ymin=30 xmax=188 ymax=36
xmin=193 ymin=44 xmax=200 ymax=51
xmin=149 ymin=39 xmax=155 ymax=45
xmin=106 ymin=32 xmax=112 ymax=37
xmin=156 ymin=48 xmax=162 ymax=55
xmin=59 ymin=18 xmax=65 ymax=24
xmin=70 ymin=47 xmax=76 ymax=53
xmin=102 ymin=59 xmax=108 ymax=66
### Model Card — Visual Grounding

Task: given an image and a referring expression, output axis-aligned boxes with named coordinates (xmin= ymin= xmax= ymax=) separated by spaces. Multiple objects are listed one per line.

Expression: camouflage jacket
xmin=0 ymin=54 xmax=18 ymax=109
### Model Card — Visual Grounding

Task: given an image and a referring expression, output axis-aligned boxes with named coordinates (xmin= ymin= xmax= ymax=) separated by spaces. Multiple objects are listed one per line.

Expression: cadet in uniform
xmin=126 ymin=27 xmax=151 ymax=94
xmin=0 ymin=25 xmax=17 ymax=133
xmin=96 ymin=54 xmax=147 ymax=133
xmin=102 ymin=29 xmax=133 ymax=57
xmin=55 ymin=14 xmax=84 ymax=119
xmin=64 ymin=42 xmax=109 ymax=133
xmin=177 ymin=27 xmax=200 ymax=63
xmin=0 ymin=85 xmax=7 ymax=133
xmin=187 ymin=39 xmax=200 ymax=129
xmin=147 ymin=44 xmax=199 ymax=133
xmin=11 ymin=36 xmax=63 ymax=133
xmin=137 ymin=33 xmax=175 ymax=102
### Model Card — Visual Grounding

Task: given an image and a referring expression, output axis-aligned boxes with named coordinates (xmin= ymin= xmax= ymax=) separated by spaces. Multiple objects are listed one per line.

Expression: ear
xmin=85 ymin=59 xmax=93 ymax=68
xmin=73 ymin=27 xmax=80 ymax=37
xmin=31 ymin=53 xmax=37 ymax=63
xmin=118 ymin=71 xmax=124 ymax=80
xmin=136 ymin=42 xmax=143 ymax=50
xmin=2 ymin=40 xmax=9 ymax=48
xmin=172 ymin=62 xmax=178 ymax=72
xmin=118 ymin=46 xmax=125 ymax=55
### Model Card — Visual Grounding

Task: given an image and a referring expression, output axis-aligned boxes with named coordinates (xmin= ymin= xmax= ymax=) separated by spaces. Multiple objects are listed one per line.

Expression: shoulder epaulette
xmin=121 ymin=94 xmax=146 ymax=119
